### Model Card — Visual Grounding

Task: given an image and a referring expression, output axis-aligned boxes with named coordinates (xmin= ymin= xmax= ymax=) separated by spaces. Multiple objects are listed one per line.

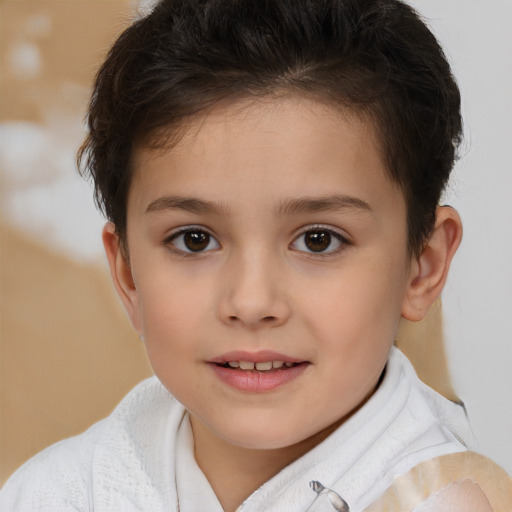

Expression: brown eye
xmin=291 ymin=227 xmax=345 ymax=254
xmin=169 ymin=228 xmax=220 ymax=253
xmin=304 ymin=231 xmax=331 ymax=252
xmin=184 ymin=231 xmax=210 ymax=251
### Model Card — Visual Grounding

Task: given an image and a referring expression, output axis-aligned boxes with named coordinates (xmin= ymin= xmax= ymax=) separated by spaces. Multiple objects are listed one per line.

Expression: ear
xmin=102 ymin=222 xmax=143 ymax=334
xmin=402 ymin=207 xmax=463 ymax=322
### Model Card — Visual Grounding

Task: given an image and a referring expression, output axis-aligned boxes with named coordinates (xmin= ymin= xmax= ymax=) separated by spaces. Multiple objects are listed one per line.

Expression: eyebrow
xmin=145 ymin=196 xmax=230 ymax=216
xmin=276 ymin=194 xmax=373 ymax=216
xmin=145 ymin=193 xmax=372 ymax=217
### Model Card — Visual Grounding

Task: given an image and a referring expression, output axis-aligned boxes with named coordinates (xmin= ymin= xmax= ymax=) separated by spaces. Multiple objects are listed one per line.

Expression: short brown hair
xmin=78 ymin=0 xmax=462 ymax=256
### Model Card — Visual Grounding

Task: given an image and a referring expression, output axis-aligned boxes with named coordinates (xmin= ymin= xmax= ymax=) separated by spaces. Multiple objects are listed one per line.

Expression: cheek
xmin=300 ymin=261 xmax=406 ymax=354
xmin=133 ymin=259 xmax=209 ymax=327
xmin=139 ymin=289 xmax=202 ymax=395
xmin=140 ymin=294 xmax=204 ymax=350
xmin=134 ymin=266 xmax=218 ymax=363
xmin=305 ymin=264 xmax=399 ymax=319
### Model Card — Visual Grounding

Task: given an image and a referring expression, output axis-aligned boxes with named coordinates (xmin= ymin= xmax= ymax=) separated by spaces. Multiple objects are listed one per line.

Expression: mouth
xmin=215 ymin=360 xmax=301 ymax=372
xmin=208 ymin=352 xmax=309 ymax=392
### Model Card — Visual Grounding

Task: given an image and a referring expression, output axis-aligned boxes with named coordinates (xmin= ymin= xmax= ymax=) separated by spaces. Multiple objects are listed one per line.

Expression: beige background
xmin=1 ymin=0 xmax=510 ymax=486
xmin=0 ymin=0 xmax=153 ymax=485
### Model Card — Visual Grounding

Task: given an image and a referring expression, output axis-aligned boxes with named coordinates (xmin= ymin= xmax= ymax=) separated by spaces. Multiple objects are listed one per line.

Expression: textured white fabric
xmin=0 ymin=347 xmax=473 ymax=512
xmin=175 ymin=415 xmax=224 ymax=511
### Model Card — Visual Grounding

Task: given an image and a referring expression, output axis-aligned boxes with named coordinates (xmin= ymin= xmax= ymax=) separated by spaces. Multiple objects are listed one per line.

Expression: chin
xmin=215 ymin=419 xmax=326 ymax=452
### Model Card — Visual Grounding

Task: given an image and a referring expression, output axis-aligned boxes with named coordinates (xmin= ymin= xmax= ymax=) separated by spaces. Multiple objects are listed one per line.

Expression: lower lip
xmin=209 ymin=363 xmax=308 ymax=392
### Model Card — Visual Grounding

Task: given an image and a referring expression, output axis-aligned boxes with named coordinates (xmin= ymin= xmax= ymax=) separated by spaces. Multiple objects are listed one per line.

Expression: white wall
xmin=411 ymin=1 xmax=512 ymax=472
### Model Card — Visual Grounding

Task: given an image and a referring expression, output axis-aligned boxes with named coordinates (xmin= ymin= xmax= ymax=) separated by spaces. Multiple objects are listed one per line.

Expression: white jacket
xmin=0 ymin=347 xmax=474 ymax=512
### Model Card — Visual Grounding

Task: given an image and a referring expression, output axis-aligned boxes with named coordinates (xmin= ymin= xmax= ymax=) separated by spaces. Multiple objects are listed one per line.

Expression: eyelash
xmin=163 ymin=225 xmax=350 ymax=256
xmin=163 ymin=226 xmax=220 ymax=255
xmin=290 ymin=225 xmax=350 ymax=256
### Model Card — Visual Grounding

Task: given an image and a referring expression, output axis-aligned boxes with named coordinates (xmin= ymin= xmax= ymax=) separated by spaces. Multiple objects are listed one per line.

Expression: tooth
xmin=255 ymin=361 xmax=272 ymax=371
xmin=284 ymin=362 xmax=294 ymax=367
xmin=239 ymin=361 xmax=255 ymax=370
xmin=228 ymin=361 xmax=240 ymax=368
xmin=272 ymin=361 xmax=284 ymax=369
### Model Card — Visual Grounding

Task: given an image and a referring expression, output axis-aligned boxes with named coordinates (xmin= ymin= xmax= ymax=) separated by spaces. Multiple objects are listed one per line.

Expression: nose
xmin=218 ymin=249 xmax=291 ymax=329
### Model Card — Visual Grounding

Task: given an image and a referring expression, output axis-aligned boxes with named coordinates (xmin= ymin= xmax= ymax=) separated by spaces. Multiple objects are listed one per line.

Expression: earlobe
xmin=402 ymin=207 xmax=463 ymax=322
xmin=102 ymin=222 xmax=143 ymax=334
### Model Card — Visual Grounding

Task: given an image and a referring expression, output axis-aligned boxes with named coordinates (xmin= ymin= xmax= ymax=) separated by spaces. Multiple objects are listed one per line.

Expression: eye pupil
xmin=305 ymin=231 xmax=331 ymax=252
xmin=184 ymin=231 xmax=209 ymax=251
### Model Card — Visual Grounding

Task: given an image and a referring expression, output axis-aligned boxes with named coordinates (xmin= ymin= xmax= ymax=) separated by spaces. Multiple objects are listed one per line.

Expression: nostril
xmin=227 ymin=315 xmax=277 ymax=324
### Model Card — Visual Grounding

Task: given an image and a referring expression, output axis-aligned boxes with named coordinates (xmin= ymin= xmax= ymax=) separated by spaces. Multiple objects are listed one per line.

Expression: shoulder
xmin=0 ymin=377 xmax=178 ymax=511
xmin=389 ymin=347 xmax=474 ymax=450
xmin=365 ymin=451 xmax=512 ymax=512
xmin=412 ymin=480 xmax=493 ymax=512
xmin=0 ymin=419 xmax=103 ymax=511
xmin=416 ymin=451 xmax=512 ymax=511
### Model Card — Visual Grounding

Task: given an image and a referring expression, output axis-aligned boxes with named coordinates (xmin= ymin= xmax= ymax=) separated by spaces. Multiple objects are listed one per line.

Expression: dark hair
xmin=78 ymin=0 xmax=462 ymax=256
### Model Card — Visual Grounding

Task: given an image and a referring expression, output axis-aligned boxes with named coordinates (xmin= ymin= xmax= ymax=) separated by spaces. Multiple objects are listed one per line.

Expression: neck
xmin=190 ymin=416 xmax=343 ymax=512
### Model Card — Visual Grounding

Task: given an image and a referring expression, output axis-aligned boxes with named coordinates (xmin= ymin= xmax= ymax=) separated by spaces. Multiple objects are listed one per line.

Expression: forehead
xmin=129 ymin=95 xmax=403 ymax=217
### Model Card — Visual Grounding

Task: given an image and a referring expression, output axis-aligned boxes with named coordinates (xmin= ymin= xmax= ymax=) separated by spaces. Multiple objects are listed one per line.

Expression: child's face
xmin=117 ymin=95 xmax=414 ymax=451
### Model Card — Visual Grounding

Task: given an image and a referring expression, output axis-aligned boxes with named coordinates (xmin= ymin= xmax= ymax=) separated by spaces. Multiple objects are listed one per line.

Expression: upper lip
xmin=209 ymin=350 xmax=305 ymax=364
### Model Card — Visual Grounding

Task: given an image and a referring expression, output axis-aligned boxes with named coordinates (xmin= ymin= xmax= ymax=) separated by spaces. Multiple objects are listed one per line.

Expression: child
xmin=1 ymin=0 xmax=511 ymax=510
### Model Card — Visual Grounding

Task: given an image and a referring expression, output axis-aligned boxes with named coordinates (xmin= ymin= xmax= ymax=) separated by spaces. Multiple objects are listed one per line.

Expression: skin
xmin=412 ymin=481 xmax=493 ymax=512
xmin=103 ymin=95 xmax=462 ymax=512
